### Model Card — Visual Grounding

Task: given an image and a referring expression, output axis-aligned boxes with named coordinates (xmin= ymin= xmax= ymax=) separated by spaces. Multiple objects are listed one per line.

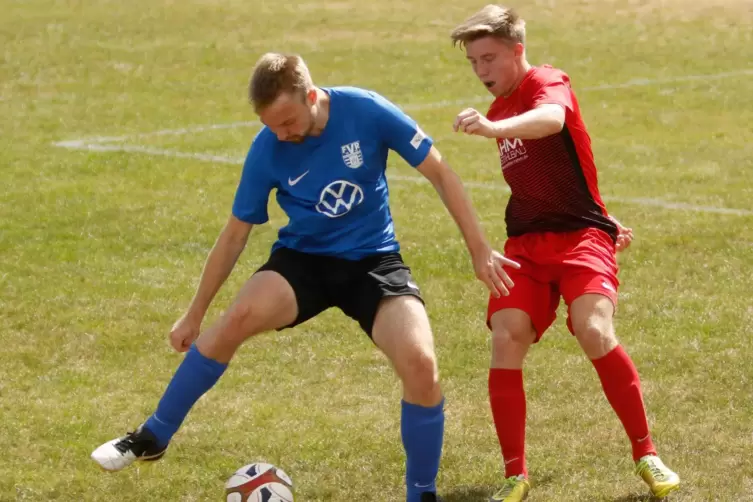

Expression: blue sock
xmin=402 ymin=398 xmax=445 ymax=502
xmin=144 ymin=344 xmax=227 ymax=447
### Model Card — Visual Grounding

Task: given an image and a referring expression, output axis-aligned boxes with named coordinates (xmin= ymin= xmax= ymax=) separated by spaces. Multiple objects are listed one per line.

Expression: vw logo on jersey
xmin=341 ymin=141 xmax=363 ymax=169
xmin=316 ymin=180 xmax=365 ymax=218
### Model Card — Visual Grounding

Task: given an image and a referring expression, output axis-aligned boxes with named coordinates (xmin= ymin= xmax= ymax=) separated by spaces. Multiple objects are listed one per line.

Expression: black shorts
xmin=256 ymin=247 xmax=423 ymax=337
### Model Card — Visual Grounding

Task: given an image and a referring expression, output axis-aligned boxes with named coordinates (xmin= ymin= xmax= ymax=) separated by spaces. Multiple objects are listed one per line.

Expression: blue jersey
xmin=232 ymin=87 xmax=433 ymax=260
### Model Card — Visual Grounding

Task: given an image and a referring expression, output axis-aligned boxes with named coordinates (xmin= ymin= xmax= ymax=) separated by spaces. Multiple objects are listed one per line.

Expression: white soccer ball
xmin=225 ymin=462 xmax=294 ymax=502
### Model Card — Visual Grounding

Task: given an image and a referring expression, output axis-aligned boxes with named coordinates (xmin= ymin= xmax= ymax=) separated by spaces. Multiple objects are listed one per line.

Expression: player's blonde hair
xmin=450 ymin=5 xmax=526 ymax=47
xmin=248 ymin=53 xmax=314 ymax=112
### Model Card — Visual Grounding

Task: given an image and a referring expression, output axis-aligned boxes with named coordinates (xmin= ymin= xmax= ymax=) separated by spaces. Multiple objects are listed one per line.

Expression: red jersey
xmin=487 ymin=65 xmax=617 ymax=240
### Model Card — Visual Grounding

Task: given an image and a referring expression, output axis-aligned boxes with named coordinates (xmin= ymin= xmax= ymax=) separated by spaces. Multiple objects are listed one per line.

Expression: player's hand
xmin=453 ymin=108 xmax=498 ymax=138
xmin=472 ymin=245 xmax=521 ymax=298
xmin=170 ymin=313 xmax=201 ymax=352
xmin=610 ymin=215 xmax=634 ymax=252
xmin=616 ymin=225 xmax=633 ymax=252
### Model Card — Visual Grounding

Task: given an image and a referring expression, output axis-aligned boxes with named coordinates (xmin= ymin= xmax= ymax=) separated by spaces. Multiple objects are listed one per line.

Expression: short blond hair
xmin=450 ymin=5 xmax=526 ymax=47
xmin=248 ymin=53 xmax=314 ymax=112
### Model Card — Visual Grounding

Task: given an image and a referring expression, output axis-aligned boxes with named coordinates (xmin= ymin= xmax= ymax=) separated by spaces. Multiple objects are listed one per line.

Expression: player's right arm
xmin=454 ymin=103 xmax=565 ymax=139
xmin=170 ymin=130 xmax=275 ymax=352
xmin=609 ymin=214 xmax=634 ymax=252
xmin=454 ymin=71 xmax=572 ymax=140
xmin=170 ymin=216 xmax=254 ymax=352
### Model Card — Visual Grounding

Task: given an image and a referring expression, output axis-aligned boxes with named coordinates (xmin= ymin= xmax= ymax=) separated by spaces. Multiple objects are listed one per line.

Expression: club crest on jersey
xmin=316 ymin=180 xmax=365 ymax=218
xmin=341 ymin=141 xmax=364 ymax=169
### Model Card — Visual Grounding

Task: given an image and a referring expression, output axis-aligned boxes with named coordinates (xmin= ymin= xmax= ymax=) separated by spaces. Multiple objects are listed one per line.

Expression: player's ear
xmin=306 ymin=88 xmax=317 ymax=106
xmin=514 ymin=42 xmax=525 ymax=58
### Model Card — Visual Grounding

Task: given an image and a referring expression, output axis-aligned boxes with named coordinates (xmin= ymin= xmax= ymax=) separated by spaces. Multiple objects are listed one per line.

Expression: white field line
xmin=52 ymin=68 xmax=753 ymax=145
xmin=54 ymin=142 xmax=246 ymax=164
xmin=403 ymin=68 xmax=753 ymax=110
xmin=54 ymin=121 xmax=259 ymax=146
xmin=388 ymin=174 xmax=753 ymax=216
xmin=51 ymin=68 xmax=753 ymax=216
xmin=52 ymin=143 xmax=753 ymax=216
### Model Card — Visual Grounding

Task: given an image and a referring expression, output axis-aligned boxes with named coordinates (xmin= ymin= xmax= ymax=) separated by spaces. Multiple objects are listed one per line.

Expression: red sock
xmin=591 ymin=345 xmax=657 ymax=461
xmin=489 ymin=368 xmax=527 ymax=478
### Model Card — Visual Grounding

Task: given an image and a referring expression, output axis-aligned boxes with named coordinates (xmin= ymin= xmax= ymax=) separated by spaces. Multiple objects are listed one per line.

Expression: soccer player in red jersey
xmin=449 ymin=5 xmax=680 ymax=501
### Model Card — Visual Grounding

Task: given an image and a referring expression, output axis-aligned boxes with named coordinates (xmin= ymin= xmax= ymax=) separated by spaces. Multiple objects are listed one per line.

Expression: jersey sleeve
xmin=530 ymin=71 xmax=575 ymax=113
xmin=231 ymin=130 xmax=275 ymax=224
xmin=367 ymin=91 xmax=433 ymax=168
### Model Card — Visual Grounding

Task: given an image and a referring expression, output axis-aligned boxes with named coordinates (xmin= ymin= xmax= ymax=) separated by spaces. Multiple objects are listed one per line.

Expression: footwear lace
xmin=636 ymin=458 xmax=666 ymax=480
xmin=493 ymin=476 xmax=522 ymax=497
xmin=113 ymin=431 xmax=137 ymax=454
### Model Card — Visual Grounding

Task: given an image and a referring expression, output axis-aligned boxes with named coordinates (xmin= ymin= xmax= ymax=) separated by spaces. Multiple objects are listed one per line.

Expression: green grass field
xmin=2 ymin=0 xmax=753 ymax=500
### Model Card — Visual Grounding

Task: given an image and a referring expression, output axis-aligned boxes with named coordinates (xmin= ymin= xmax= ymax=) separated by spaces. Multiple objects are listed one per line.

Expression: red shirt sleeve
xmin=530 ymin=72 xmax=574 ymax=113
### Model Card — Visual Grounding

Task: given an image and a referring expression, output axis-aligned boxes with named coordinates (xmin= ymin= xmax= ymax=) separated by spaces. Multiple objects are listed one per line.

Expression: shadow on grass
xmin=610 ymin=494 xmax=655 ymax=502
xmin=440 ymin=485 xmax=494 ymax=502
xmin=440 ymin=474 xmax=555 ymax=501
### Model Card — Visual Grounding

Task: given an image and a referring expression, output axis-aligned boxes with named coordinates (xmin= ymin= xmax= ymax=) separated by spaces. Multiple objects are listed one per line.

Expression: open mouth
xmin=483 ymin=81 xmax=495 ymax=89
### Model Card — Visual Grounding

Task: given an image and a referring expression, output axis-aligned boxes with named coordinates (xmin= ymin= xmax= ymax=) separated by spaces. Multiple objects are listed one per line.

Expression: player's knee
xmin=400 ymin=349 xmax=439 ymax=397
xmin=223 ymin=302 xmax=263 ymax=341
xmin=492 ymin=320 xmax=535 ymax=349
xmin=574 ymin=306 xmax=613 ymax=339
xmin=571 ymin=295 xmax=615 ymax=341
xmin=575 ymin=317 xmax=617 ymax=356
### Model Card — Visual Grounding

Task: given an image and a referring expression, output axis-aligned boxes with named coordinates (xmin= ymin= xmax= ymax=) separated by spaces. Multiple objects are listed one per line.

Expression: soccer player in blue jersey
xmin=91 ymin=53 xmax=519 ymax=502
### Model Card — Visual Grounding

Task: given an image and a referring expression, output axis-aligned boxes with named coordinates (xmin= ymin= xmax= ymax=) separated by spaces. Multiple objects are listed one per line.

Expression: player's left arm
xmin=367 ymin=90 xmax=519 ymax=296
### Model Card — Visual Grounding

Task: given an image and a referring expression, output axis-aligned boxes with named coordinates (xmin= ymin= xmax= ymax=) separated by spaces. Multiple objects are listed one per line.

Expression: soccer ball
xmin=225 ymin=462 xmax=294 ymax=502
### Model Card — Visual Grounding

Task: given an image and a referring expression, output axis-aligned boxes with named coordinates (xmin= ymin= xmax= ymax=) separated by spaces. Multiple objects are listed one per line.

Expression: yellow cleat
xmin=490 ymin=475 xmax=530 ymax=502
xmin=635 ymin=455 xmax=680 ymax=498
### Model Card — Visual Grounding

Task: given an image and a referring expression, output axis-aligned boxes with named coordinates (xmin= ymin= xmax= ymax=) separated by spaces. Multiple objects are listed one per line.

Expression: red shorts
xmin=486 ymin=227 xmax=619 ymax=341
